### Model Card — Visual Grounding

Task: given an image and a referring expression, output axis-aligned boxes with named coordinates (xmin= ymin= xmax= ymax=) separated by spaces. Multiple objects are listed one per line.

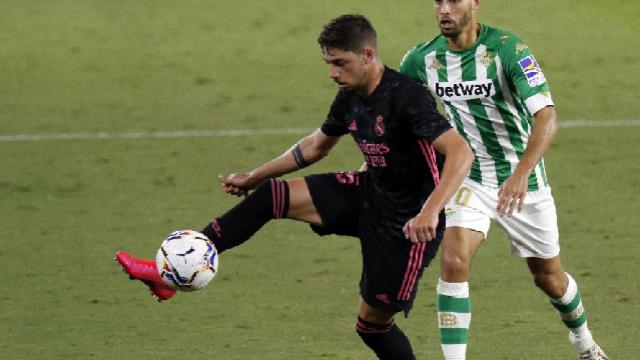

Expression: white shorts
xmin=445 ymin=179 xmax=560 ymax=258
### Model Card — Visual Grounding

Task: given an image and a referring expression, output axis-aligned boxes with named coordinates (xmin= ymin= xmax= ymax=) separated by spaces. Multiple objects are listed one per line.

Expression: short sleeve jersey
xmin=321 ymin=67 xmax=451 ymax=210
xmin=400 ymin=24 xmax=554 ymax=190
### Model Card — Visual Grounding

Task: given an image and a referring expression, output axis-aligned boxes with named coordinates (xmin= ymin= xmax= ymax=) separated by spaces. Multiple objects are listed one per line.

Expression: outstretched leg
xmin=117 ymin=177 xmax=322 ymax=301
xmin=201 ymin=178 xmax=321 ymax=252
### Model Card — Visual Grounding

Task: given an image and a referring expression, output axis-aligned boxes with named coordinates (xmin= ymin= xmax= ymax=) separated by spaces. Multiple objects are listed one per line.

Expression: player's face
xmin=322 ymin=47 xmax=370 ymax=92
xmin=434 ymin=0 xmax=477 ymax=37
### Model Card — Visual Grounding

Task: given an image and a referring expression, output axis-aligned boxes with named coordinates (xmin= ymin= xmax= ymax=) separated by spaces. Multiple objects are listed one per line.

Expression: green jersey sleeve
xmin=499 ymin=33 xmax=554 ymax=115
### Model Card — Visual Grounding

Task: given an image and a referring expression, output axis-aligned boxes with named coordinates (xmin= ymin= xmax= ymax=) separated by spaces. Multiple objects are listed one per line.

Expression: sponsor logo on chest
xmin=433 ymin=79 xmax=495 ymax=101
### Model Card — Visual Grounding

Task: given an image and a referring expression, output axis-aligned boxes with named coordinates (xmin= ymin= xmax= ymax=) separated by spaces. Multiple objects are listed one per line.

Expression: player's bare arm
xmin=403 ymin=128 xmax=474 ymax=243
xmin=497 ymin=105 xmax=558 ymax=216
xmin=220 ymin=129 xmax=341 ymax=196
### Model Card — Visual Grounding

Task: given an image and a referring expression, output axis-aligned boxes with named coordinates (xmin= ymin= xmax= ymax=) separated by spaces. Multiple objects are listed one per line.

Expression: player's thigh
xmin=441 ymin=226 xmax=485 ymax=259
xmin=286 ymin=177 xmax=323 ymax=226
xmin=359 ymin=229 xmax=438 ymax=316
xmin=303 ymin=172 xmax=361 ymax=237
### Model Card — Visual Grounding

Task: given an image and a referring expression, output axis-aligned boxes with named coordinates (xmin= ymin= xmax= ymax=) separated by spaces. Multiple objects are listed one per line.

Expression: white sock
xmin=437 ymin=279 xmax=470 ymax=360
xmin=551 ymin=273 xmax=594 ymax=352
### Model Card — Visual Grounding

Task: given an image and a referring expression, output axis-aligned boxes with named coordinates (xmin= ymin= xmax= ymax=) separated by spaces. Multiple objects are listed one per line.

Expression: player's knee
xmin=440 ymin=251 xmax=471 ymax=281
xmin=358 ymin=299 xmax=395 ymax=325
xmin=355 ymin=316 xmax=394 ymax=335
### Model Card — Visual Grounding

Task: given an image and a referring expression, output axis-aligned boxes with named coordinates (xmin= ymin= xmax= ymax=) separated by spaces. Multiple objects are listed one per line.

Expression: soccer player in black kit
xmin=116 ymin=14 xmax=473 ymax=359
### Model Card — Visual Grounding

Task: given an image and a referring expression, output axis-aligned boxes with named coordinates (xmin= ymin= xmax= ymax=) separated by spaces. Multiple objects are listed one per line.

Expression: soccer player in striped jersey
xmin=399 ymin=1 xmax=609 ymax=359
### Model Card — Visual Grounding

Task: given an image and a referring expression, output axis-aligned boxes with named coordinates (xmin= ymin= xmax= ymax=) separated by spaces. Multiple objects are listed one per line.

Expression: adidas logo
xmin=375 ymin=293 xmax=390 ymax=304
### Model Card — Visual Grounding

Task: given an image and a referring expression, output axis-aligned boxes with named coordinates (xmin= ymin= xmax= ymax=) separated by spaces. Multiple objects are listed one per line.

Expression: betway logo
xmin=434 ymin=80 xmax=495 ymax=101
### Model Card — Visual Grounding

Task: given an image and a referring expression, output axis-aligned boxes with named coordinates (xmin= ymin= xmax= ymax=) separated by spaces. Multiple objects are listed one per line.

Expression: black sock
xmin=356 ymin=317 xmax=416 ymax=360
xmin=200 ymin=179 xmax=289 ymax=253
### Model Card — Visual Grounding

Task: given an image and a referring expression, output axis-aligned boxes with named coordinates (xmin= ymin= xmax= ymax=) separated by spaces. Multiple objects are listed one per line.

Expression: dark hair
xmin=317 ymin=14 xmax=377 ymax=53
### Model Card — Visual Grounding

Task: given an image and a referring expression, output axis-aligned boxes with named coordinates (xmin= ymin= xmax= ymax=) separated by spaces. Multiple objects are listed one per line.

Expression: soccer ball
xmin=155 ymin=230 xmax=219 ymax=291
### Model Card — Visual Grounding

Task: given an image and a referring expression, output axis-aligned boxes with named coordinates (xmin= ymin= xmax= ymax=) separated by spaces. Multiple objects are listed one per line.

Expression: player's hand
xmin=497 ymin=172 xmax=528 ymax=217
xmin=403 ymin=211 xmax=439 ymax=244
xmin=218 ymin=173 xmax=258 ymax=197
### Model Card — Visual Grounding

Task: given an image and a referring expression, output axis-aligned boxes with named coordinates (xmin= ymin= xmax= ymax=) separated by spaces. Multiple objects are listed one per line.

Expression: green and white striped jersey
xmin=400 ymin=24 xmax=554 ymax=190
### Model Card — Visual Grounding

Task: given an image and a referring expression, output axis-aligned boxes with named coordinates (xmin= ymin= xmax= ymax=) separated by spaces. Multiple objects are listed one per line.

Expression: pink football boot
xmin=115 ymin=251 xmax=176 ymax=301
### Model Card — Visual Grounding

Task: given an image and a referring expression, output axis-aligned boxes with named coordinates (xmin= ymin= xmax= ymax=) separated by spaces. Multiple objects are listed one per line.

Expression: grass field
xmin=1 ymin=1 xmax=639 ymax=359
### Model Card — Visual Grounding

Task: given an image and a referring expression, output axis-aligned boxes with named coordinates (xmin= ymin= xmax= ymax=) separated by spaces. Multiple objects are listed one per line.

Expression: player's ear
xmin=362 ymin=47 xmax=376 ymax=64
xmin=472 ymin=0 xmax=480 ymax=10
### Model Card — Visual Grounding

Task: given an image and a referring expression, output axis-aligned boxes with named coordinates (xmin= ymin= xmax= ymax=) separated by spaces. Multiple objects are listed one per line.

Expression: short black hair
xmin=317 ymin=14 xmax=377 ymax=53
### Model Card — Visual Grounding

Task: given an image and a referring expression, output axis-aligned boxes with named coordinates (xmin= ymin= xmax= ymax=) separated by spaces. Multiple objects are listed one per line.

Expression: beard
xmin=439 ymin=10 xmax=472 ymax=37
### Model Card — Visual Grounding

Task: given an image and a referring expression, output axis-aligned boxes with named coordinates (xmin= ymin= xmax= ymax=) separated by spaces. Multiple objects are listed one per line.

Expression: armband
xmin=292 ymin=144 xmax=310 ymax=169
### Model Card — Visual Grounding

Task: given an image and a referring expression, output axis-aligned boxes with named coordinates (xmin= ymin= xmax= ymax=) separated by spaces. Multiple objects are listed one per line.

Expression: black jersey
xmin=321 ymin=67 xmax=451 ymax=212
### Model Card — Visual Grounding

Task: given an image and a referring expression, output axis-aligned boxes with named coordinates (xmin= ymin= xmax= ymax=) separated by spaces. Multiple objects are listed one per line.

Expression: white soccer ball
xmin=155 ymin=230 xmax=219 ymax=291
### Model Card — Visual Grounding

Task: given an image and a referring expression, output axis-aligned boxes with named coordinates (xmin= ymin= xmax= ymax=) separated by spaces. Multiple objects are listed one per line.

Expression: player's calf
xmin=548 ymin=273 xmax=610 ymax=359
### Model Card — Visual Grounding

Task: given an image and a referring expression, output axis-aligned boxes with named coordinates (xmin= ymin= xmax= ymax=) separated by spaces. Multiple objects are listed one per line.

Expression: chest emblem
xmin=428 ymin=59 xmax=444 ymax=70
xmin=480 ymin=52 xmax=493 ymax=67
xmin=374 ymin=115 xmax=385 ymax=137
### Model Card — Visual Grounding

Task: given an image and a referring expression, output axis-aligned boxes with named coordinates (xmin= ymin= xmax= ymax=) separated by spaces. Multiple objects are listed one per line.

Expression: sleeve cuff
xmin=524 ymin=92 xmax=554 ymax=115
xmin=320 ymin=124 xmax=348 ymax=137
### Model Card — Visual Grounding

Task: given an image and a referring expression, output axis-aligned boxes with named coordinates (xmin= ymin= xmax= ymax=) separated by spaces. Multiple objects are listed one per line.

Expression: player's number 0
xmin=454 ymin=187 xmax=472 ymax=206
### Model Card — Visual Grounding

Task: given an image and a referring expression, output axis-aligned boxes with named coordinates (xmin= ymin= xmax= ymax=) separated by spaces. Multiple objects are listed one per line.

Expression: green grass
xmin=1 ymin=1 xmax=638 ymax=359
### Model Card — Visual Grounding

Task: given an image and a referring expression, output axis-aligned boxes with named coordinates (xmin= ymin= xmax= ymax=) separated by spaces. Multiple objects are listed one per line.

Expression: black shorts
xmin=305 ymin=172 xmax=442 ymax=316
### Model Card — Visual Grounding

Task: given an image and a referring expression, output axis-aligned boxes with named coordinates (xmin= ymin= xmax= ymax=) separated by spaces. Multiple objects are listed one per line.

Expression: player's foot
xmin=578 ymin=343 xmax=609 ymax=360
xmin=570 ymin=332 xmax=610 ymax=360
xmin=115 ymin=251 xmax=176 ymax=302
xmin=142 ymin=280 xmax=177 ymax=302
